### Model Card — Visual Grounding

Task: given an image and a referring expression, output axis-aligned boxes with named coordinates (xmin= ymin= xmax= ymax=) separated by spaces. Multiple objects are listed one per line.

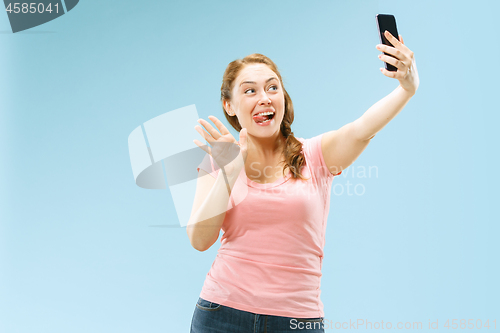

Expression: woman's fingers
xmin=378 ymin=57 xmax=409 ymax=79
xmin=198 ymin=118 xmax=222 ymax=140
xmin=385 ymin=30 xmax=410 ymax=53
xmin=377 ymin=45 xmax=412 ymax=74
xmin=195 ymin=125 xmax=215 ymax=144
xmin=379 ymin=31 xmax=412 ymax=60
xmin=377 ymin=32 xmax=418 ymax=93
xmin=377 ymin=33 xmax=414 ymax=79
xmin=208 ymin=115 xmax=231 ymax=136
xmin=193 ymin=139 xmax=212 ymax=155
xmin=235 ymin=128 xmax=247 ymax=164
xmin=239 ymin=128 xmax=247 ymax=150
xmin=379 ymin=46 xmax=404 ymax=63
xmin=379 ymin=53 xmax=405 ymax=71
xmin=379 ymin=67 xmax=397 ymax=78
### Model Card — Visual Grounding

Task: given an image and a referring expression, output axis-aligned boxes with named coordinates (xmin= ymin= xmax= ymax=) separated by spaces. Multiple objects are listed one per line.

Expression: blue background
xmin=1 ymin=0 xmax=498 ymax=332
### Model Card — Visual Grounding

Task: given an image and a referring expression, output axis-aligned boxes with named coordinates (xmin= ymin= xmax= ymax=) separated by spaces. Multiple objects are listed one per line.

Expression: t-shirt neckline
xmin=241 ymin=167 xmax=292 ymax=189
xmin=234 ymin=139 xmax=298 ymax=189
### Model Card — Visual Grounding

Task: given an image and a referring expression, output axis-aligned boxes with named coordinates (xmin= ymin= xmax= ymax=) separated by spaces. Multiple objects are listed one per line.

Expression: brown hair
xmin=220 ymin=53 xmax=308 ymax=180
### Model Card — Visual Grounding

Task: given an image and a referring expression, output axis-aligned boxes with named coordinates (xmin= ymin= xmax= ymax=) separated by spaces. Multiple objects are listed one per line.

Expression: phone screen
xmin=376 ymin=14 xmax=399 ymax=71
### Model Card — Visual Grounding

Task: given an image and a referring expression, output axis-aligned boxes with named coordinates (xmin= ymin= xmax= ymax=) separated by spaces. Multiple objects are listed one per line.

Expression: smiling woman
xmin=188 ymin=38 xmax=419 ymax=329
xmin=187 ymin=53 xmax=336 ymax=333
xmin=220 ymin=53 xmax=309 ymax=182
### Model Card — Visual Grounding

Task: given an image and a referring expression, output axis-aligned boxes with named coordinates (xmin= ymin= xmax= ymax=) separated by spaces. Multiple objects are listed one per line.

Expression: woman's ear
xmin=224 ymin=101 xmax=233 ymax=116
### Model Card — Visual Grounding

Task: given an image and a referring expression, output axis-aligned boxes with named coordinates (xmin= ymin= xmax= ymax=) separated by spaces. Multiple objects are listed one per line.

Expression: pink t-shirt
xmin=196 ymin=133 xmax=341 ymax=318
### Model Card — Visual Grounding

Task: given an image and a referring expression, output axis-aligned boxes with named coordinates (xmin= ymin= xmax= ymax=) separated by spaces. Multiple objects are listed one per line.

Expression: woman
xmin=187 ymin=31 xmax=419 ymax=332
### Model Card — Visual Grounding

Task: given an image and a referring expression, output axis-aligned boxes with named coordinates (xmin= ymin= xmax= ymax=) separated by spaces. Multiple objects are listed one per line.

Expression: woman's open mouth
xmin=252 ymin=111 xmax=275 ymax=126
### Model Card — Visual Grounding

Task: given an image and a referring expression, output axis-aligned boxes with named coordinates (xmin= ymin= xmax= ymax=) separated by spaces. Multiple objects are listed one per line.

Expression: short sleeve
xmin=303 ymin=133 xmax=342 ymax=180
xmin=197 ymin=153 xmax=220 ymax=178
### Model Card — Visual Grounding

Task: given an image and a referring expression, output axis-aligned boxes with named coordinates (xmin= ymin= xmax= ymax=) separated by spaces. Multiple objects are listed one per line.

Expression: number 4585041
xmin=6 ymin=3 xmax=59 ymax=14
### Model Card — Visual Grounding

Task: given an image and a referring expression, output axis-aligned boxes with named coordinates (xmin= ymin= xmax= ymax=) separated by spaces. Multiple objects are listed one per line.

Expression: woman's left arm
xmin=322 ymin=31 xmax=419 ymax=174
xmin=352 ymin=30 xmax=420 ymax=140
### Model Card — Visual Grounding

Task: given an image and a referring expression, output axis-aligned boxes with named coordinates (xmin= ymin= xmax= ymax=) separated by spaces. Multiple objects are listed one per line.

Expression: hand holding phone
xmin=376 ymin=14 xmax=400 ymax=72
xmin=374 ymin=14 xmax=420 ymax=95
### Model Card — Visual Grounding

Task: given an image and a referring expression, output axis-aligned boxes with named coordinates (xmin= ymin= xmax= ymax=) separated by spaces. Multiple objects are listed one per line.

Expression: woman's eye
xmin=245 ymin=86 xmax=277 ymax=94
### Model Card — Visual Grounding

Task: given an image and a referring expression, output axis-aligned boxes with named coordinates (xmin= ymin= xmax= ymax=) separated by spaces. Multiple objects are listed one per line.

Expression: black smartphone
xmin=376 ymin=14 xmax=399 ymax=72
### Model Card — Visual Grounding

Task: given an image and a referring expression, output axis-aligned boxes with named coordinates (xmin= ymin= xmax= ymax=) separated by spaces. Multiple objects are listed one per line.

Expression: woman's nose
xmin=258 ymin=91 xmax=272 ymax=104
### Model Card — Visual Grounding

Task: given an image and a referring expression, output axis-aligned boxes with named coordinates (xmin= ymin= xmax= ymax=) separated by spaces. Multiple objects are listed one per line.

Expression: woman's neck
xmin=246 ymin=131 xmax=286 ymax=160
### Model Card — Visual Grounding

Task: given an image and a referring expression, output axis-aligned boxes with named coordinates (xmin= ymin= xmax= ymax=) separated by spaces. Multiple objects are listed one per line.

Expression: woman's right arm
xmin=187 ymin=115 xmax=247 ymax=252
xmin=186 ymin=167 xmax=240 ymax=252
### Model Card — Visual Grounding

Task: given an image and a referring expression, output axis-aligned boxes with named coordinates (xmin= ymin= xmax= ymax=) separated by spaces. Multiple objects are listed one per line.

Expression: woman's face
xmin=226 ymin=63 xmax=285 ymax=138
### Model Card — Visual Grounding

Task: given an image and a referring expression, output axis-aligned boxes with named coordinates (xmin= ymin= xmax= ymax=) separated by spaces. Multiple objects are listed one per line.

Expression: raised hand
xmin=377 ymin=30 xmax=420 ymax=95
xmin=194 ymin=115 xmax=248 ymax=177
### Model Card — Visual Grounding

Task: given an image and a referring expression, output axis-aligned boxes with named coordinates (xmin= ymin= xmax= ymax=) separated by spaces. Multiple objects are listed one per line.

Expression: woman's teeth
xmin=252 ymin=112 xmax=274 ymax=124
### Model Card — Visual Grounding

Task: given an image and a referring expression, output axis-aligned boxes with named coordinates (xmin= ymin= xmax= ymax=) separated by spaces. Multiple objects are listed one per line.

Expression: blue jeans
xmin=190 ymin=297 xmax=325 ymax=333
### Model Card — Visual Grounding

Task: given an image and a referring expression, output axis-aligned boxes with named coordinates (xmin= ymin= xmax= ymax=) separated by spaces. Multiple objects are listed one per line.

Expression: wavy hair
xmin=220 ymin=53 xmax=308 ymax=180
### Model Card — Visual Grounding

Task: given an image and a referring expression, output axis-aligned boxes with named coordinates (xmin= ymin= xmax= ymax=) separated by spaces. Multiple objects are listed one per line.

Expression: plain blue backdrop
xmin=1 ymin=0 xmax=498 ymax=332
